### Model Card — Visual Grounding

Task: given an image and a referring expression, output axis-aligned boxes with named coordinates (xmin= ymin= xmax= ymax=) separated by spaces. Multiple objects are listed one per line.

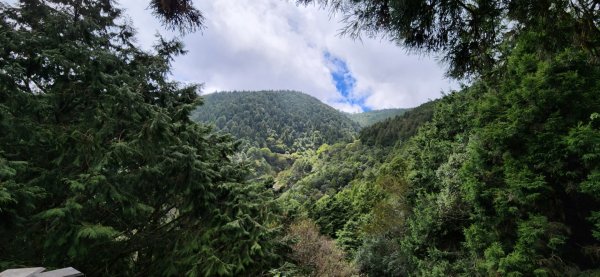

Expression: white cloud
xmin=329 ymin=102 xmax=363 ymax=114
xmin=117 ymin=0 xmax=455 ymax=112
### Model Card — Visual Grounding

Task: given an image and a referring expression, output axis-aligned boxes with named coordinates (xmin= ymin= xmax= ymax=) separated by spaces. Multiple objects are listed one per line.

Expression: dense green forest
xmin=358 ymin=101 xmax=436 ymax=146
xmin=191 ymin=91 xmax=359 ymax=153
xmin=0 ymin=1 xmax=281 ymax=275
xmin=345 ymin=108 xmax=408 ymax=128
xmin=1 ymin=0 xmax=599 ymax=276
xmin=190 ymin=91 xmax=415 ymax=183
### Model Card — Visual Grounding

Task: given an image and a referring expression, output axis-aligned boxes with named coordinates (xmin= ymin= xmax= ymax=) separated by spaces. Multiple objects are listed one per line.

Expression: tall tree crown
xmin=0 ymin=1 xmax=281 ymax=275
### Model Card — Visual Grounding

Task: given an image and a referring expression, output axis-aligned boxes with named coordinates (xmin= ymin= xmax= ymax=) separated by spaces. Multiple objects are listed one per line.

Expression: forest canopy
xmin=0 ymin=0 xmax=599 ymax=276
xmin=191 ymin=90 xmax=359 ymax=153
xmin=0 ymin=1 xmax=281 ymax=275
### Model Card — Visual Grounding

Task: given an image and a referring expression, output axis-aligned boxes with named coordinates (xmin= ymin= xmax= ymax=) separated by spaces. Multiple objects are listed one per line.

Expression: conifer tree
xmin=300 ymin=0 xmax=600 ymax=78
xmin=0 ymin=1 xmax=281 ymax=275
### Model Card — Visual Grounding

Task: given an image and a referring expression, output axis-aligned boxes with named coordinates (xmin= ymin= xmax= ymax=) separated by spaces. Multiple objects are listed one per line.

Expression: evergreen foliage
xmin=352 ymin=35 xmax=600 ymax=276
xmin=359 ymin=100 xmax=436 ymax=146
xmin=277 ymin=141 xmax=389 ymax=258
xmin=0 ymin=1 xmax=281 ymax=275
xmin=290 ymin=2 xmax=600 ymax=276
xmin=191 ymin=90 xmax=359 ymax=154
xmin=300 ymin=0 xmax=600 ymax=78
xmin=1 ymin=0 xmax=599 ymax=276
xmin=345 ymin=108 xmax=408 ymax=128
xmin=149 ymin=0 xmax=204 ymax=33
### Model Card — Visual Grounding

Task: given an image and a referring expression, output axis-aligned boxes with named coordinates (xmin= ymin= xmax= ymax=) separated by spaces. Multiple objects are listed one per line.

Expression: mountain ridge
xmin=191 ymin=90 xmax=359 ymax=153
xmin=344 ymin=108 xmax=410 ymax=127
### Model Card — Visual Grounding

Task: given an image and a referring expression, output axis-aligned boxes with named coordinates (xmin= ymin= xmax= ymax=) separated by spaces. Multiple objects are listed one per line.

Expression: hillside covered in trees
xmin=358 ymin=100 xmax=436 ymax=146
xmin=191 ymin=91 xmax=359 ymax=153
xmin=345 ymin=108 xmax=409 ymax=127
xmin=1 ymin=0 xmax=599 ymax=276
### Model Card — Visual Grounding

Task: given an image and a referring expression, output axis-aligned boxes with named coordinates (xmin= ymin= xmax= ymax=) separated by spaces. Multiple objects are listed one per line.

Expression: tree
xmin=286 ymin=219 xmax=359 ymax=276
xmin=149 ymin=0 xmax=204 ymax=33
xmin=299 ymin=0 xmax=600 ymax=78
xmin=0 ymin=1 xmax=281 ymax=275
xmin=190 ymin=90 xmax=359 ymax=154
xmin=148 ymin=0 xmax=598 ymax=77
xmin=352 ymin=36 xmax=600 ymax=276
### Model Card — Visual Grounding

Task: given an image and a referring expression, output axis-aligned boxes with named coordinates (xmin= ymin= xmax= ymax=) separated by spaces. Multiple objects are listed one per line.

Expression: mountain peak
xmin=191 ymin=90 xmax=359 ymax=153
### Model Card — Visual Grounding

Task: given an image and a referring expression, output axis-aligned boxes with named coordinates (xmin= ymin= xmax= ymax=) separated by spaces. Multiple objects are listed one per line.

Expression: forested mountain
xmin=2 ymin=0 xmax=599 ymax=276
xmin=191 ymin=90 xmax=359 ymax=153
xmin=288 ymin=0 xmax=600 ymax=275
xmin=345 ymin=108 xmax=409 ymax=127
xmin=359 ymin=100 xmax=437 ymax=146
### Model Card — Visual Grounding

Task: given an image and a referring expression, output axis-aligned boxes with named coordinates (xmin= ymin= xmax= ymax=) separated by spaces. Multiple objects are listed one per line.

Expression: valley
xmin=1 ymin=1 xmax=599 ymax=276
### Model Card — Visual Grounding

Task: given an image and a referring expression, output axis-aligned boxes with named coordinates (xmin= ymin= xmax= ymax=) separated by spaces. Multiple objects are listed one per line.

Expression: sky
xmin=118 ymin=0 xmax=456 ymax=113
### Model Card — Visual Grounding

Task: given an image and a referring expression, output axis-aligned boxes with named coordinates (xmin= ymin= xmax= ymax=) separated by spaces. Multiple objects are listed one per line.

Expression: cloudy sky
xmin=118 ymin=0 xmax=456 ymax=112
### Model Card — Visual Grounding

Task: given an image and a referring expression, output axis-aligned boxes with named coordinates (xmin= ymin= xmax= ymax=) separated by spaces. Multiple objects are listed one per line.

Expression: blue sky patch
xmin=323 ymin=51 xmax=370 ymax=112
